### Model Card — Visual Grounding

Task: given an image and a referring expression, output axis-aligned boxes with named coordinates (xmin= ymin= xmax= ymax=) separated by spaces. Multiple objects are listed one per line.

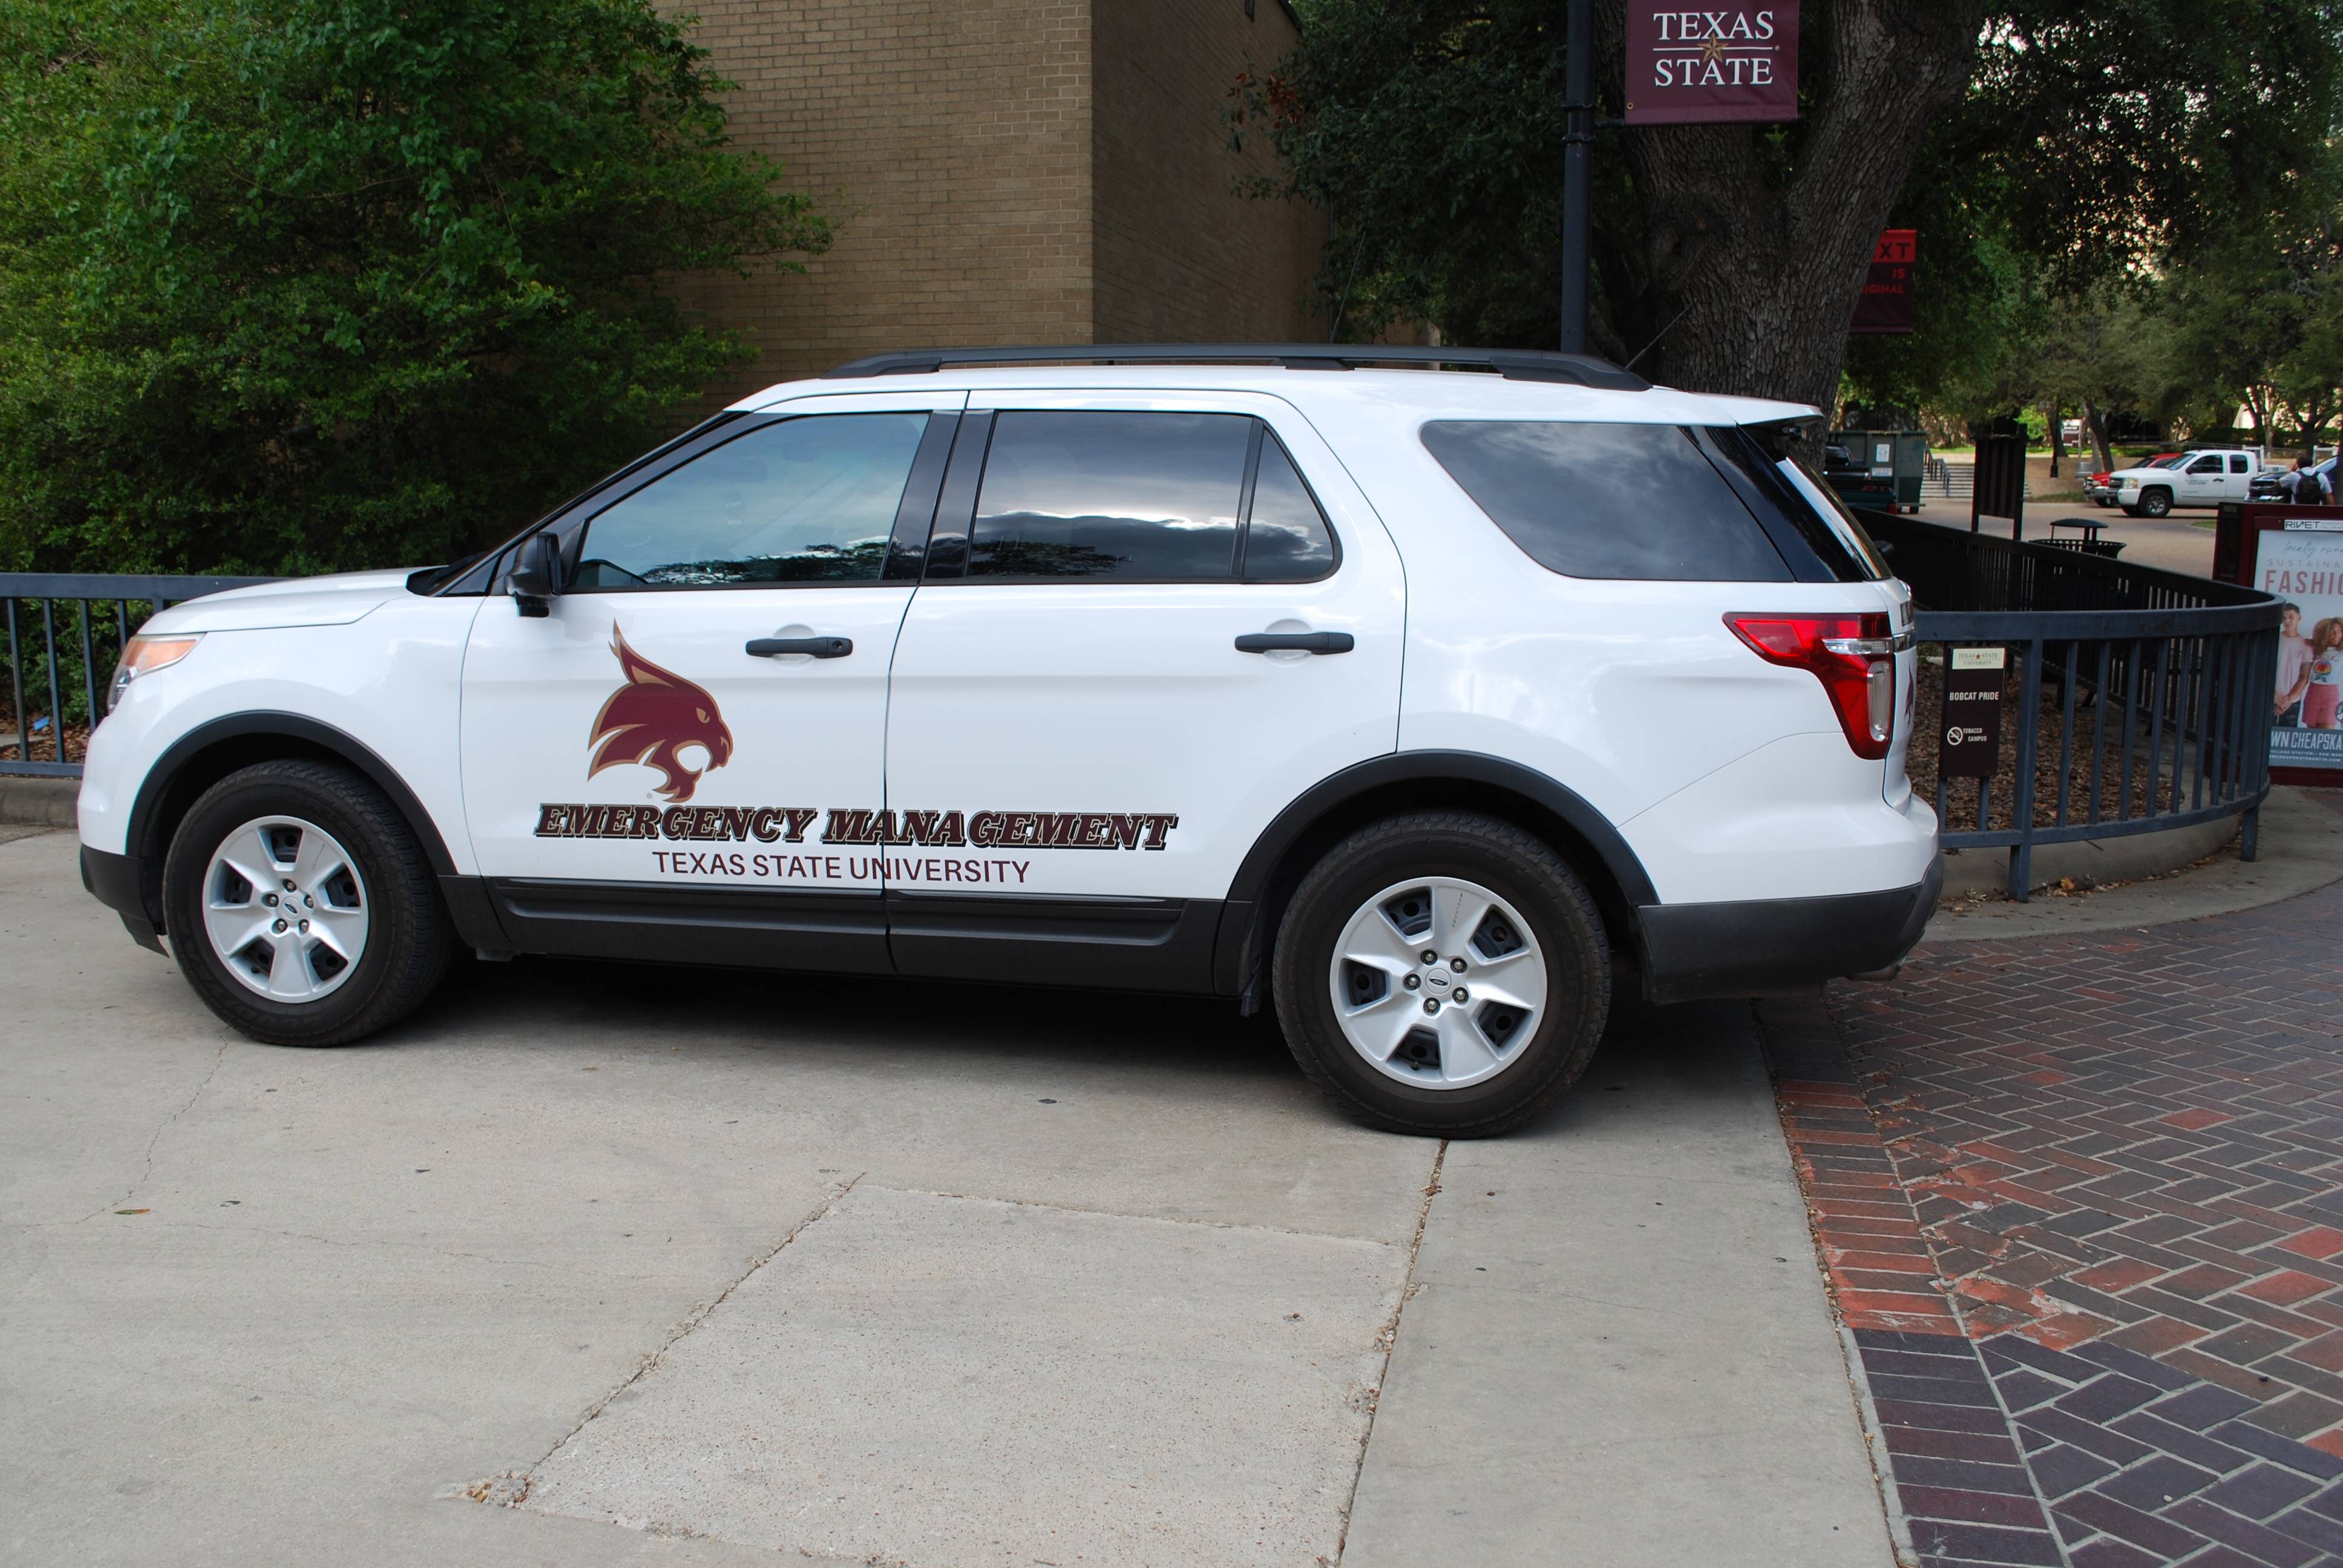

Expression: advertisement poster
xmin=2259 ymin=520 xmax=2343 ymax=772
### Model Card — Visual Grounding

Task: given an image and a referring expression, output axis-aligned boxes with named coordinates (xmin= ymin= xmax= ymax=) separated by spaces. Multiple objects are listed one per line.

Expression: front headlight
xmin=106 ymin=633 xmax=202 ymax=713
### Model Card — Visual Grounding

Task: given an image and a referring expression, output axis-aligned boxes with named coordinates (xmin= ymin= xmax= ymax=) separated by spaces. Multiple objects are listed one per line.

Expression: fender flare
xmin=128 ymin=711 xmax=460 ymax=878
xmin=1213 ymin=750 xmax=1658 ymax=995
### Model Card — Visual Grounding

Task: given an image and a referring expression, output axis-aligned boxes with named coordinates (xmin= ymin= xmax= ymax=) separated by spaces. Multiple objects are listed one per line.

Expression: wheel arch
xmin=1214 ymin=752 xmax=1655 ymax=1010
xmin=126 ymin=714 xmax=459 ymax=932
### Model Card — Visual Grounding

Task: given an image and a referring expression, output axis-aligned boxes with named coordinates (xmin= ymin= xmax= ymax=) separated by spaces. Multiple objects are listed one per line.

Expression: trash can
xmin=1831 ymin=429 xmax=1928 ymax=514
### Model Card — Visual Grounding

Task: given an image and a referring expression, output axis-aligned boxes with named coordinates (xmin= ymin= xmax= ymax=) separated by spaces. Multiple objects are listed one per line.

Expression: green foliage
xmin=1843 ymin=0 xmax=2343 ymax=426
xmin=1229 ymin=0 xmax=1584 ymax=350
xmin=0 ymin=0 xmax=828 ymax=577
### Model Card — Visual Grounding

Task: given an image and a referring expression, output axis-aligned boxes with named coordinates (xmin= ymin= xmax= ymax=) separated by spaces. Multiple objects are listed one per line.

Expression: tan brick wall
xmin=1090 ymin=0 xmax=1324 ymax=343
xmin=664 ymin=0 xmax=1095 ymax=402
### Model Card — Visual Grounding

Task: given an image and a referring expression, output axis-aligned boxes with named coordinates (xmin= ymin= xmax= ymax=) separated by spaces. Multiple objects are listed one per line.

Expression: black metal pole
xmin=1560 ymin=0 xmax=1593 ymax=354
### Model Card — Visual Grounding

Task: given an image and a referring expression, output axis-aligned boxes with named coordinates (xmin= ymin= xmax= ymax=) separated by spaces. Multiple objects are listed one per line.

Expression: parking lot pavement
xmin=1761 ymin=795 xmax=2343 ymax=1568
xmin=1 ymin=826 xmax=1892 ymax=1567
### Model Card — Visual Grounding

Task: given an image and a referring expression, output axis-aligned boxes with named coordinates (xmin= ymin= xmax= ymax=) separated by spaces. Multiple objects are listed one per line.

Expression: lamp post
xmin=1559 ymin=0 xmax=1594 ymax=354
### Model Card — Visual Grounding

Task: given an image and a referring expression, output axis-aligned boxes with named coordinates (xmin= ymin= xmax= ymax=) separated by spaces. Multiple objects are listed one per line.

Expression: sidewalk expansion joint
xmin=1331 ymin=1137 xmax=1446 ymax=1564
xmin=477 ymin=1171 xmax=866 ymax=1508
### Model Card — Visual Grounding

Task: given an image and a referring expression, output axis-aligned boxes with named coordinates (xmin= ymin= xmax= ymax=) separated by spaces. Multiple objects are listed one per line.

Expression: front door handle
xmin=746 ymin=636 xmax=854 ymax=659
xmin=1235 ymin=631 xmax=1353 ymax=655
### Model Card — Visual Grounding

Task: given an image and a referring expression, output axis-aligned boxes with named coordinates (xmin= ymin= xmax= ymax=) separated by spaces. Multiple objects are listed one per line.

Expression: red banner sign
xmin=1850 ymin=229 xmax=1915 ymax=335
xmin=1624 ymin=5 xmax=1800 ymax=126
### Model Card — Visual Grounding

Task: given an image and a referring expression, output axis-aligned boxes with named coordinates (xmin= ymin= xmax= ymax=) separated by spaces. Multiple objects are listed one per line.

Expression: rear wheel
xmin=2139 ymin=486 xmax=2173 ymax=518
xmin=162 ymin=760 xmax=453 ymax=1046
xmin=1271 ymin=812 xmax=1608 ymax=1137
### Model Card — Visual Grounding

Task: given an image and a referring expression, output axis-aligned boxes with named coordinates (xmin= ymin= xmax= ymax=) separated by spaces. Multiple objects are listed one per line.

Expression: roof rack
xmin=819 ymin=343 xmax=1651 ymax=392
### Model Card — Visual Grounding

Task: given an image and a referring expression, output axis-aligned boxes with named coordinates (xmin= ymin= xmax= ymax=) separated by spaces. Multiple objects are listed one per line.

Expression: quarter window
xmin=1242 ymin=436 xmax=1338 ymax=581
xmin=574 ymin=413 xmax=929 ymax=588
xmin=1421 ymin=420 xmax=1791 ymax=581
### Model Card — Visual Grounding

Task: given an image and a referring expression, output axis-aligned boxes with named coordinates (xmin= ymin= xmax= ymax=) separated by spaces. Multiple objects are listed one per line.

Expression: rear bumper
xmin=1634 ymin=856 xmax=1941 ymax=1005
xmin=81 ymin=843 xmax=165 ymax=953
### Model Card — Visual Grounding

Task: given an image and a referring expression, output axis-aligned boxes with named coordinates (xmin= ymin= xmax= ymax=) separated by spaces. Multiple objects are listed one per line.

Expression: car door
xmin=2226 ymin=454 xmax=2253 ymax=501
xmin=2176 ymin=453 xmax=2225 ymax=506
xmin=879 ymin=391 xmax=1406 ymax=991
xmin=459 ymin=390 xmax=965 ymax=972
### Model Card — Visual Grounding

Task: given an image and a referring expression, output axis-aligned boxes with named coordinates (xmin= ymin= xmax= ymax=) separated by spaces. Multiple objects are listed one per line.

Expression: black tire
xmin=1271 ymin=812 xmax=1609 ymax=1137
xmin=2140 ymin=487 xmax=2172 ymax=518
xmin=162 ymin=760 xmax=453 ymax=1046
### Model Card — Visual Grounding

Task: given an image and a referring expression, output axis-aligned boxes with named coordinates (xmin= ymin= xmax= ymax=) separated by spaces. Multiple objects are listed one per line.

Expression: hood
xmin=2108 ymin=466 xmax=2177 ymax=483
xmin=140 ymin=569 xmax=418 ymax=634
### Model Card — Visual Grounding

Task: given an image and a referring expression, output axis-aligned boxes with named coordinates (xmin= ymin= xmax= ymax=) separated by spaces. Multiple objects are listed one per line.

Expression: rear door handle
xmin=1234 ymin=632 xmax=1354 ymax=655
xmin=746 ymin=636 xmax=854 ymax=659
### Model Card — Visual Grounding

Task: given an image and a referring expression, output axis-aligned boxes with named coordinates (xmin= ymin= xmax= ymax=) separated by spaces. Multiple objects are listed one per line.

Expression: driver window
xmin=574 ymin=414 xmax=929 ymax=588
xmin=2187 ymin=455 xmax=2222 ymax=474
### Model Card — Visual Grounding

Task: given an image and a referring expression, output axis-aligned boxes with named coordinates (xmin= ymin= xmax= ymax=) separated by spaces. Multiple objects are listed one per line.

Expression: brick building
xmin=666 ymin=0 xmax=1327 ymax=402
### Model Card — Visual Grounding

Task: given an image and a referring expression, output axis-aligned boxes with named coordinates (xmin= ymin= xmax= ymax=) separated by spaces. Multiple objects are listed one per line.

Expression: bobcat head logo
xmin=588 ymin=626 xmax=733 ymax=803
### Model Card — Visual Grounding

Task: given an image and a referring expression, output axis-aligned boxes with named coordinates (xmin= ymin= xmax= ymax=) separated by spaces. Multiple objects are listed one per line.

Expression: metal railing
xmin=2 ymin=573 xmax=278 ymax=777
xmin=1860 ymin=512 xmax=2282 ymax=899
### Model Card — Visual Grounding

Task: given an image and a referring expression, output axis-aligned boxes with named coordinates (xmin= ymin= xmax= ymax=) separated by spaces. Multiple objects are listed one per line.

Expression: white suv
xmin=77 ymin=345 xmax=1938 ymax=1136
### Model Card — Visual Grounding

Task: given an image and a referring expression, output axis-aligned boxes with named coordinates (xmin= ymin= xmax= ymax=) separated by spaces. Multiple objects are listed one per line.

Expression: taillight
xmin=1727 ymin=612 xmax=1900 ymax=760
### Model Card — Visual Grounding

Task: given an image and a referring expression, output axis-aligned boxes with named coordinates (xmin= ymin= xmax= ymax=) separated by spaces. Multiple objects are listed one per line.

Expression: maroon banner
xmin=1850 ymin=229 xmax=1915 ymax=335
xmin=1623 ymin=4 xmax=1800 ymax=126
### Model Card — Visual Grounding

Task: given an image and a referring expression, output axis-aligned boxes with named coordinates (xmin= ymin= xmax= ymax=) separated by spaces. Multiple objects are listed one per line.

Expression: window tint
xmin=2187 ymin=455 xmax=2221 ymax=474
xmin=969 ymin=411 xmax=1250 ymax=580
xmin=574 ymin=413 xmax=928 ymax=587
xmin=2230 ymin=455 xmax=2250 ymax=474
xmin=1243 ymin=436 xmax=1337 ymax=580
xmin=1420 ymin=421 xmax=1790 ymax=581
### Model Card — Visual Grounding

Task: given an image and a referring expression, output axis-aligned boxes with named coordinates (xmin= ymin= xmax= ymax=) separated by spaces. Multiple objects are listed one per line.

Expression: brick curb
xmin=0 ymin=775 xmax=76 ymax=828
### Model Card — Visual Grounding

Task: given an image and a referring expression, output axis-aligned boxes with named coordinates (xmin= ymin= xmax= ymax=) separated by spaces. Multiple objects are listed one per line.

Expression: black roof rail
xmin=819 ymin=343 xmax=1651 ymax=392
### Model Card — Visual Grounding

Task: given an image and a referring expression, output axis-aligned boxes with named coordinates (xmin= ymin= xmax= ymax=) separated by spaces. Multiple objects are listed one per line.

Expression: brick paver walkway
xmin=1762 ymin=820 xmax=2343 ymax=1568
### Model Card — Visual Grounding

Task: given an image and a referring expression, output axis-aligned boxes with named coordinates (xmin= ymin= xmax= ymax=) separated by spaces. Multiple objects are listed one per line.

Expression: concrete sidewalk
xmin=0 ymin=826 xmax=1889 ymax=1566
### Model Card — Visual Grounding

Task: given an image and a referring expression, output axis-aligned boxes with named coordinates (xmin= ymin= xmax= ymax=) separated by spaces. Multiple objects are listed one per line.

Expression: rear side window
xmin=970 ymin=411 xmax=1251 ymax=580
xmin=1421 ymin=421 xmax=1790 ymax=581
xmin=953 ymin=412 xmax=1340 ymax=583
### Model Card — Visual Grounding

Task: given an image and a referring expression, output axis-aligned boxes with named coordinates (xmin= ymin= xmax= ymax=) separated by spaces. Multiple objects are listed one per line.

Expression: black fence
xmin=2 ymin=573 xmax=279 ymax=777
xmin=1860 ymin=512 xmax=2282 ymax=900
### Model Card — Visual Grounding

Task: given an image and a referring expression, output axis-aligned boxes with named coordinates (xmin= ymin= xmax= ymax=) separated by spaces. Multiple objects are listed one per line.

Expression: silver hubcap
xmin=200 ymin=815 xmax=370 ymax=1002
xmin=1329 ymin=876 xmax=1547 ymax=1089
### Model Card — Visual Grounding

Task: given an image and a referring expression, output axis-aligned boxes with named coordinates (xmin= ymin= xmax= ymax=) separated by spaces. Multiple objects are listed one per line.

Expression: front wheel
xmin=1271 ymin=812 xmax=1609 ymax=1137
xmin=2139 ymin=487 xmax=2173 ymax=518
xmin=162 ymin=760 xmax=453 ymax=1046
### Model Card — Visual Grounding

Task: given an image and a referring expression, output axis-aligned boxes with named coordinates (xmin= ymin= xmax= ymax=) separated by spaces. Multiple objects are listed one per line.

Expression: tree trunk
xmin=2045 ymin=402 xmax=2065 ymax=478
xmin=2083 ymin=399 xmax=2114 ymax=475
xmin=1601 ymin=1 xmax=1987 ymax=413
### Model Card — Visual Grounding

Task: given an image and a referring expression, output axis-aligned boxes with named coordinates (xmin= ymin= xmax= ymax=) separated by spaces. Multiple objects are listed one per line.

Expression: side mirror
xmin=509 ymin=533 xmax=563 ymax=618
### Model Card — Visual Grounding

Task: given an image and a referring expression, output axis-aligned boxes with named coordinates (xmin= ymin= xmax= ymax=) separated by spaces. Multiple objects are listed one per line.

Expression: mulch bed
xmin=1907 ymin=651 xmax=2203 ymax=832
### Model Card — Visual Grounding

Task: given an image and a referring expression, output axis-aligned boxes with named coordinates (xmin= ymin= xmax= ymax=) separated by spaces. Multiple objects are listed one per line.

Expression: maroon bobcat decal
xmin=588 ymin=627 xmax=733 ymax=803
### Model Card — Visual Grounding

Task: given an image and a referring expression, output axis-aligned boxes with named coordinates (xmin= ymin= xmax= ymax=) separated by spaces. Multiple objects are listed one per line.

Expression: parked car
xmin=2247 ymin=456 xmax=2335 ymax=503
xmin=77 ymin=344 xmax=1938 ymax=1137
xmin=2085 ymin=451 xmax=2180 ymax=507
xmin=2110 ymin=448 xmax=2259 ymax=516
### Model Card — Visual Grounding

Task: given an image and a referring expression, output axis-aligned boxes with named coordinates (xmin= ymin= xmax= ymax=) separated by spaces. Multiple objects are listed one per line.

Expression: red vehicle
xmin=2086 ymin=451 xmax=2181 ymax=506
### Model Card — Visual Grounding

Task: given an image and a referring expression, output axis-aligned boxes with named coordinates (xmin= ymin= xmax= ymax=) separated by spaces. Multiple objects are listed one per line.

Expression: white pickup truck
xmin=2109 ymin=448 xmax=2262 ymax=516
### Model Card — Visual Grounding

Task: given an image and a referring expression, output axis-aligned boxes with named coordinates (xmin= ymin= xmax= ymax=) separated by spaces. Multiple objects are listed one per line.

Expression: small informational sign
xmin=1851 ymin=230 xmax=1915 ymax=335
xmin=2259 ymin=523 xmax=2343 ymax=772
xmin=1623 ymin=4 xmax=1801 ymax=126
xmin=1939 ymin=647 xmax=2006 ymax=780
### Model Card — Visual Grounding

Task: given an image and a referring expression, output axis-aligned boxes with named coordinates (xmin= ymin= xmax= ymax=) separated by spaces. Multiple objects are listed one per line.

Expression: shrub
xmin=0 ymin=0 xmax=828 ymax=576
